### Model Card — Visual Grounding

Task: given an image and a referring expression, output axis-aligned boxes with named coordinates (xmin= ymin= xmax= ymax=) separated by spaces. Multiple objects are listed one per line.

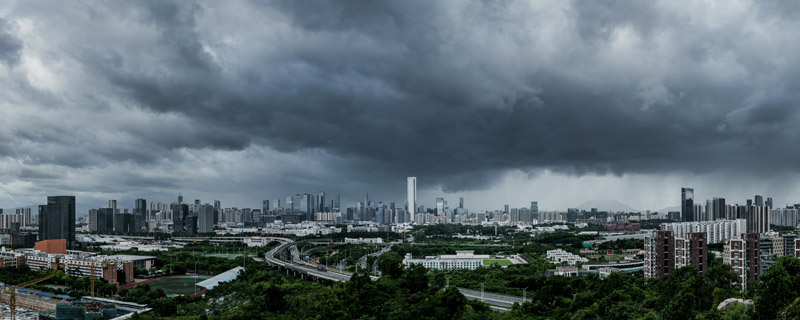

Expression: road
xmin=264 ymin=237 xmax=525 ymax=312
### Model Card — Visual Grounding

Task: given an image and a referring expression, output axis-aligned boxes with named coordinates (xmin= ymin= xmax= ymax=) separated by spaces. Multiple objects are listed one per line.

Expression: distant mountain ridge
xmin=577 ymin=199 xmax=639 ymax=212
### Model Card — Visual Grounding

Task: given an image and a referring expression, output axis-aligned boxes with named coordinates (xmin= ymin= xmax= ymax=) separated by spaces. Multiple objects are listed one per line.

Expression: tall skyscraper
xmin=435 ymin=198 xmax=445 ymax=215
xmin=333 ymin=194 xmax=341 ymax=212
xmin=407 ymin=177 xmax=417 ymax=223
xmin=213 ymin=200 xmax=221 ymax=224
xmin=681 ymin=188 xmax=694 ymax=222
xmin=134 ymin=198 xmax=147 ymax=232
xmin=318 ymin=192 xmax=326 ymax=212
xmin=198 ymin=204 xmax=215 ymax=233
xmin=263 ymin=200 xmax=270 ymax=215
xmin=459 ymin=197 xmax=464 ymax=209
xmin=754 ymin=195 xmax=764 ymax=206
xmin=40 ymin=196 xmax=76 ymax=249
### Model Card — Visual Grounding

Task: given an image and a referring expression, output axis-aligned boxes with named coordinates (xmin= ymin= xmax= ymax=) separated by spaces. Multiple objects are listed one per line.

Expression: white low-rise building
xmin=403 ymin=251 xmax=489 ymax=270
xmin=546 ymin=249 xmax=588 ymax=265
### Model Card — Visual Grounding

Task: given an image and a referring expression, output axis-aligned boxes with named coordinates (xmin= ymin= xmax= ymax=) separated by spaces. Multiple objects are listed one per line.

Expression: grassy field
xmin=483 ymin=259 xmax=512 ymax=266
xmin=147 ymin=276 xmax=211 ymax=296
xmin=203 ymin=253 xmax=244 ymax=259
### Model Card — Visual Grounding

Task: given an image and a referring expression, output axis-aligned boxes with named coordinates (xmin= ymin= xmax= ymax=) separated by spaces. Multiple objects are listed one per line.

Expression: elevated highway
xmin=263 ymin=237 xmax=527 ymax=312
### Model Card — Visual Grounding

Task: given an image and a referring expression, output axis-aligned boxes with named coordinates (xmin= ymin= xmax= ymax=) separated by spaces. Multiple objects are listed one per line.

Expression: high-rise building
xmin=766 ymin=197 xmax=773 ymax=208
xmin=754 ymin=195 xmax=763 ymax=206
xmin=531 ymin=201 xmax=539 ymax=220
xmin=770 ymin=208 xmax=798 ymax=228
xmin=134 ymin=198 xmax=147 ymax=232
xmin=407 ymin=177 xmax=417 ymax=223
xmin=171 ymin=203 xmax=189 ymax=234
xmin=435 ymin=198 xmax=444 ymax=215
xmin=263 ymin=200 xmax=270 ymax=215
xmin=318 ymin=192 xmax=326 ymax=212
xmin=674 ymin=232 xmax=708 ymax=274
xmin=178 ymin=194 xmax=183 ymax=204
xmin=724 ymin=233 xmax=760 ymax=290
xmin=198 ymin=204 xmax=215 ymax=233
xmin=459 ymin=197 xmax=464 ymax=209
xmin=644 ymin=231 xmax=675 ymax=278
xmin=504 ymin=204 xmax=509 ymax=214
xmin=108 ymin=200 xmax=117 ymax=213
xmin=39 ymin=196 xmax=76 ymax=249
xmin=645 ymin=230 xmax=707 ymax=279
xmin=707 ymin=197 xmax=726 ymax=221
xmin=333 ymin=194 xmax=341 ymax=213
xmin=681 ymin=188 xmax=694 ymax=222
xmin=660 ymin=219 xmax=746 ymax=244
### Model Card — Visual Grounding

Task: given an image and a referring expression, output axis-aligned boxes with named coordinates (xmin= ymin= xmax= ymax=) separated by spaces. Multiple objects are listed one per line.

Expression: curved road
xmin=263 ymin=237 xmax=525 ymax=312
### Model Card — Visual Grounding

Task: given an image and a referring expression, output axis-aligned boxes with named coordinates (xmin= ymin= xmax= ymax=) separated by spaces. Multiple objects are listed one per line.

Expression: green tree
xmin=378 ymin=251 xmax=404 ymax=279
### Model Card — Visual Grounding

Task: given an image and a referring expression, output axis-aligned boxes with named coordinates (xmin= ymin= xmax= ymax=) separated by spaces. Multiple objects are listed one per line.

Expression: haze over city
xmin=2 ymin=1 xmax=800 ymax=211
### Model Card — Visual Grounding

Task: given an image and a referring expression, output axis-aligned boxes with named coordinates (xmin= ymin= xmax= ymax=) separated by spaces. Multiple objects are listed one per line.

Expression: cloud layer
xmin=2 ymin=0 xmax=800 ymax=211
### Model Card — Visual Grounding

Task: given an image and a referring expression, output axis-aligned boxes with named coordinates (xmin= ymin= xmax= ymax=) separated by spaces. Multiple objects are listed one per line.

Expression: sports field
xmin=483 ymin=259 xmax=512 ymax=266
xmin=147 ymin=276 xmax=211 ymax=296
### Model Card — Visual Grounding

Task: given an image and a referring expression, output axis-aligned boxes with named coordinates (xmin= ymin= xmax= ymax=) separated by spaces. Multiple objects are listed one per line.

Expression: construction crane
xmin=51 ymin=261 xmax=114 ymax=299
xmin=1 ymin=273 xmax=57 ymax=320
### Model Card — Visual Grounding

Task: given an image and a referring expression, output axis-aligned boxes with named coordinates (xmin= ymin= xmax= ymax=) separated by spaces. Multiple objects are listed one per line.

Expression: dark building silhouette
xmin=39 ymin=196 xmax=76 ymax=249
xmin=681 ymin=188 xmax=694 ymax=222
xmin=134 ymin=198 xmax=147 ymax=232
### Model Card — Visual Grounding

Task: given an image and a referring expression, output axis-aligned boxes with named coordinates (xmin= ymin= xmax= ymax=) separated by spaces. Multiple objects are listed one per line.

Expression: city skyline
xmin=4 ymin=2 xmax=800 ymax=213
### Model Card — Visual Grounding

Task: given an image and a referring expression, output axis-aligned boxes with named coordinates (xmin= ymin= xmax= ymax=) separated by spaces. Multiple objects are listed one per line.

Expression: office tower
xmin=531 ymin=201 xmax=539 ymax=220
xmin=747 ymin=199 xmax=753 ymax=206
xmin=333 ymin=194 xmax=341 ymax=212
xmin=724 ymin=233 xmax=760 ymax=290
xmin=705 ymin=198 xmax=726 ymax=221
xmin=114 ymin=212 xmax=132 ymax=233
xmin=504 ymin=204 xmax=509 ymax=214
xmin=198 ymin=204 xmax=214 ymax=233
xmin=459 ymin=197 xmax=464 ymax=209
xmin=171 ymin=203 xmax=189 ymax=234
xmin=108 ymin=200 xmax=117 ymax=213
xmin=134 ymin=198 xmax=147 ymax=232
xmin=89 ymin=210 xmax=98 ymax=232
xmin=214 ymin=200 xmax=221 ymax=223
xmin=178 ymin=194 xmax=183 ymax=204
xmin=754 ymin=195 xmax=763 ymax=206
xmin=435 ymin=198 xmax=444 ymax=215
xmin=97 ymin=208 xmax=114 ymax=232
xmin=407 ymin=177 xmax=417 ymax=223
xmin=318 ymin=192 xmax=326 ymax=212
xmin=263 ymin=200 xmax=270 ymax=215
xmin=766 ymin=197 xmax=773 ymax=208
xmin=681 ymin=188 xmax=694 ymax=222
xmin=39 ymin=196 xmax=76 ymax=249
xmin=241 ymin=208 xmax=252 ymax=223
xmin=273 ymin=199 xmax=281 ymax=213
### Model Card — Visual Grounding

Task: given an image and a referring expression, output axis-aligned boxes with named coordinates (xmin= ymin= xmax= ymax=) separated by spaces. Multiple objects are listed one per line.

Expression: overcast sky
xmin=2 ymin=1 xmax=800 ymax=213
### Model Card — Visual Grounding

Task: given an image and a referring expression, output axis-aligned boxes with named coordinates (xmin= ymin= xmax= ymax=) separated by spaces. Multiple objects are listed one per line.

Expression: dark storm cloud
xmin=47 ymin=0 xmax=800 ymax=193
xmin=0 ymin=17 xmax=22 ymax=66
xmin=4 ymin=0 xmax=800 ymax=210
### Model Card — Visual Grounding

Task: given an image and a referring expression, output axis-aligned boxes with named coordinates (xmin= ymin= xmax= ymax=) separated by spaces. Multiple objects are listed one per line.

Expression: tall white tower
xmin=407 ymin=177 xmax=417 ymax=223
